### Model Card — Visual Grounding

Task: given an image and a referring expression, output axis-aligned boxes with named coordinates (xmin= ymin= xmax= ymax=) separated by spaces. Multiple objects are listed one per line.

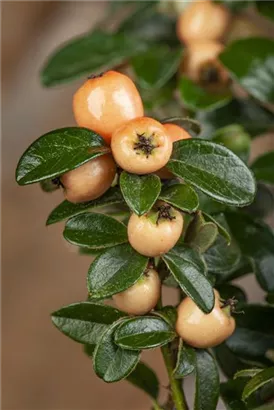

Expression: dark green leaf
xmin=84 ymin=343 xmax=95 ymax=357
xmin=161 ymin=117 xmax=201 ymax=137
xmin=217 ymin=284 xmax=247 ymax=303
xmin=185 ymin=211 xmax=218 ymax=253
xmin=153 ymin=306 xmax=177 ymax=327
xmin=244 ymin=183 xmax=274 ymax=219
xmin=242 ymin=367 xmax=274 ymax=401
xmin=179 ymin=76 xmax=232 ymax=111
xmin=214 ymin=343 xmax=248 ymax=379
xmin=159 ymin=184 xmax=199 ymax=213
xmin=197 ymin=190 xmax=227 ymax=214
xmin=87 ymin=244 xmax=148 ymax=299
xmin=114 ymin=316 xmax=176 ymax=350
xmin=196 ymin=98 xmax=274 ymax=139
xmin=251 ymin=151 xmax=274 ymax=184
xmin=234 ymin=369 xmax=263 ymax=379
xmin=266 ymin=293 xmax=274 ymax=304
xmin=120 ymin=172 xmax=161 ymax=216
xmin=167 ymin=139 xmax=256 ymax=206
xmin=256 ymin=1 xmax=274 ymax=22
xmin=16 ymin=128 xmax=107 ymax=185
xmin=40 ymin=178 xmax=60 ymax=193
xmin=221 ymin=379 xmax=248 ymax=410
xmin=46 ymin=187 xmax=124 ymax=225
xmin=140 ymin=81 xmax=176 ymax=113
xmin=63 ymin=212 xmax=127 ymax=249
xmin=162 ymin=245 xmax=215 ymax=313
xmin=203 ymin=212 xmax=231 ymax=244
xmin=41 ymin=31 xmax=146 ymax=86
xmin=51 ymin=302 xmax=127 ymax=344
xmin=132 ymin=46 xmax=182 ymax=90
xmin=194 ymin=350 xmax=220 ymax=410
xmin=93 ymin=320 xmax=140 ymax=383
xmin=234 ymin=304 xmax=274 ymax=335
xmin=127 ymin=362 xmax=159 ymax=400
xmin=226 ymin=212 xmax=274 ymax=292
xmin=173 ymin=340 xmax=196 ymax=378
xmin=220 ymin=38 xmax=274 ymax=104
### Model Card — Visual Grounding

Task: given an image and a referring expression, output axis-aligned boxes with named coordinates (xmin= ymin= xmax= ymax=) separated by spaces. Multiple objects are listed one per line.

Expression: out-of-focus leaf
xmin=127 ymin=362 xmax=159 ymax=400
xmin=251 ymin=151 xmax=274 ymax=184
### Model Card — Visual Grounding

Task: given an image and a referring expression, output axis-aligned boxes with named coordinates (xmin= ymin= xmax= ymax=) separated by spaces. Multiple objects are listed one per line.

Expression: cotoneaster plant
xmin=17 ymin=1 xmax=274 ymax=409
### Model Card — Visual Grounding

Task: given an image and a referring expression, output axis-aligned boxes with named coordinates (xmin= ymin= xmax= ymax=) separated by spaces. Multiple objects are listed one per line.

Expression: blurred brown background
xmin=1 ymin=2 xmax=272 ymax=410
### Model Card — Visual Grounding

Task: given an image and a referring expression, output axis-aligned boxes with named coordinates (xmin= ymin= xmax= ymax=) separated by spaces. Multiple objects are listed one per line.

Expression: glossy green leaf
xmin=242 ymin=367 xmax=274 ymax=401
xmin=196 ymin=98 xmax=274 ymax=139
xmin=179 ymin=76 xmax=231 ymax=111
xmin=132 ymin=46 xmax=182 ymax=90
xmin=173 ymin=340 xmax=196 ymax=379
xmin=220 ymin=38 xmax=274 ymax=104
xmin=16 ymin=128 xmax=108 ymax=185
xmin=159 ymin=184 xmax=199 ymax=213
xmin=251 ymin=151 xmax=274 ymax=184
xmin=41 ymin=31 xmax=146 ymax=86
xmin=203 ymin=212 xmax=231 ymax=244
xmin=87 ymin=244 xmax=148 ymax=299
xmin=220 ymin=379 xmax=248 ymax=410
xmin=51 ymin=302 xmax=127 ymax=344
xmin=226 ymin=212 xmax=274 ymax=292
xmin=245 ymin=183 xmax=274 ymax=219
xmin=127 ymin=362 xmax=159 ymax=400
xmin=194 ymin=350 xmax=220 ymax=410
xmin=93 ymin=320 xmax=140 ymax=383
xmin=234 ymin=369 xmax=263 ymax=379
xmin=161 ymin=117 xmax=201 ymax=137
xmin=185 ymin=211 xmax=218 ymax=253
xmin=120 ymin=172 xmax=161 ymax=216
xmin=216 ymin=284 xmax=247 ymax=303
xmin=167 ymin=139 xmax=256 ymax=206
xmin=162 ymin=245 xmax=215 ymax=313
xmin=46 ymin=187 xmax=124 ymax=225
xmin=114 ymin=316 xmax=176 ymax=350
xmin=63 ymin=212 xmax=127 ymax=249
xmin=256 ymin=1 xmax=274 ymax=21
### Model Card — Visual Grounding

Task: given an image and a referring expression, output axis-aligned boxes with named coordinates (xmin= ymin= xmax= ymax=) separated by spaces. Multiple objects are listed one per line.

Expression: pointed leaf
xmin=127 ymin=362 xmax=159 ymax=400
xmin=93 ymin=320 xmax=140 ymax=383
xmin=16 ymin=128 xmax=108 ymax=185
xmin=173 ymin=340 xmax=196 ymax=378
xmin=242 ymin=367 xmax=274 ymax=401
xmin=63 ymin=212 xmax=127 ymax=249
xmin=159 ymin=184 xmax=199 ymax=213
xmin=167 ymin=139 xmax=256 ymax=206
xmin=234 ymin=369 xmax=263 ymax=379
xmin=87 ymin=244 xmax=148 ymax=299
xmin=251 ymin=151 xmax=274 ymax=184
xmin=205 ymin=234 xmax=241 ymax=276
xmin=162 ymin=245 xmax=215 ymax=313
xmin=120 ymin=172 xmax=161 ymax=216
xmin=114 ymin=316 xmax=176 ymax=350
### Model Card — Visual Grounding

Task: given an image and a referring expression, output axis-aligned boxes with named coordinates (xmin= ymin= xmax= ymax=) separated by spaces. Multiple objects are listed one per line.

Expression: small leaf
xmin=46 ymin=187 xmax=124 ymax=225
xmin=162 ymin=117 xmax=201 ymax=137
xmin=173 ymin=340 xmax=196 ymax=378
xmin=159 ymin=184 xmax=199 ymax=214
xmin=132 ymin=46 xmax=182 ymax=90
xmin=194 ymin=350 xmax=220 ymax=410
xmin=153 ymin=306 xmax=177 ymax=327
xmin=220 ymin=38 xmax=274 ymax=104
xmin=41 ymin=31 xmax=146 ymax=86
xmin=234 ymin=369 xmax=263 ymax=379
xmin=197 ymin=190 xmax=227 ymax=215
xmin=179 ymin=76 xmax=232 ymax=111
xmin=87 ymin=244 xmax=148 ymax=299
xmin=120 ymin=172 xmax=161 ymax=216
xmin=16 ymin=128 xmax=107 ymax=185
xmin=114 ymin=316 xmax=176 ymax=350
xmin=127 ymin=362 xmax=159 ymax=400
xmin=93 ymin=320 xmax=140 ymax=383
xmin=167 ymin=139 xmax=256 ymax=206
xmin=185 ymin=211 xmax=218 ymax=253
xmin=51 ymin=302 xmax=127 ymax=344
xmin=203 ymin=212 xmax=231 ymax=244
xmin=63 ymin=212 xmax=127 ymax=249
xmin=251 ymin=151 xmax=274 ymax=184
xmin=162 ymin=245 xmax=215 ymax=313
xmin=242 ymin=367 xmax=274 ymax=401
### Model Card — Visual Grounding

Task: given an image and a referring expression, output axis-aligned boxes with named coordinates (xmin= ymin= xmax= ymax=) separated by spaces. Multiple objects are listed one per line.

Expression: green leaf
xmin=40 ymin=178 xmax=60 ymax=193
xmin=120 ymin=172 xmax=161 ymax=216
xmin=93 ymin=319 xmax=140 ymax=383
xmin=127 ymin=362 xmax=159 ymax=400
xmin=173 ymin=340 xmax=196 ymax=379
xmin=83 ymin=343 xmax=95 ymax=357
xmin=46 ymin=187 xmax=124 ymax=225
xmin=114 ymin=316 xmax=176 ymax=350
xmin=197 ymin=190 xmax=227 ymax=215
xmin=161 ymin=117 xmax=201 ymax=137
xmin=16 ymin=128 xmax=108 ymax=185
xmin=212 ymin=124 xmax=251 ymax=163
xmin=197 ymin=98 xmax=274 ymax=139
xmin=234 ymin=369 xmax=263 ymax=379
xmin=63 ymin=212 xmax=127 ymax=249
xmin=216 ymin=284 xmax=247 ymax=303
xmin=266 ymin=293 xmax=274 ymax=305
xmin=41 ymin=31 xmax=146 ymax=87
xmin=242 ymin=367 xmax=274 ymax=401
xmin=87 ymin=243 xmax=148 ymax=299
xmin=162 ymin=245 xmax=215 ymax=313
xmin=167 ymin=139 xmax=256 ymax=206
xmin=220 ymin=38 xmax=274 ymax=104
xmin=179 ymin=76 xmax=232 ymax=111
xmin=51 ymin=302 xmax=127 ymax=345
xmin=203 ymin=212 xmax=231 ymax=244
xmin=256 ymin=1 xmax=274 ymax=22
xmin=214 ymin=343 xmax=248 ymax=379
xmin=153 ymin=306 xmax=177 ymax=327
xmin=251 ymin=151 xmax=274 ymax=184
xmin=185 ymin=211 xmax=218 ymax=253
xmin=245 ymin=183 xmax=274 ymax=219
xmin=234 ymin=304 xmax=274 ymax=335
xmin=194 ymin=350 xmax=220 ymax=410
xmin=132 ymin=46 xmax=182 ymax=90
xmin=159 ymin=184 xmax=199 ymax=214
xmin=220 ymin=379 xmax=248 ymax=410
xmin=226 ymin=212 xmax=274 ymax=292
